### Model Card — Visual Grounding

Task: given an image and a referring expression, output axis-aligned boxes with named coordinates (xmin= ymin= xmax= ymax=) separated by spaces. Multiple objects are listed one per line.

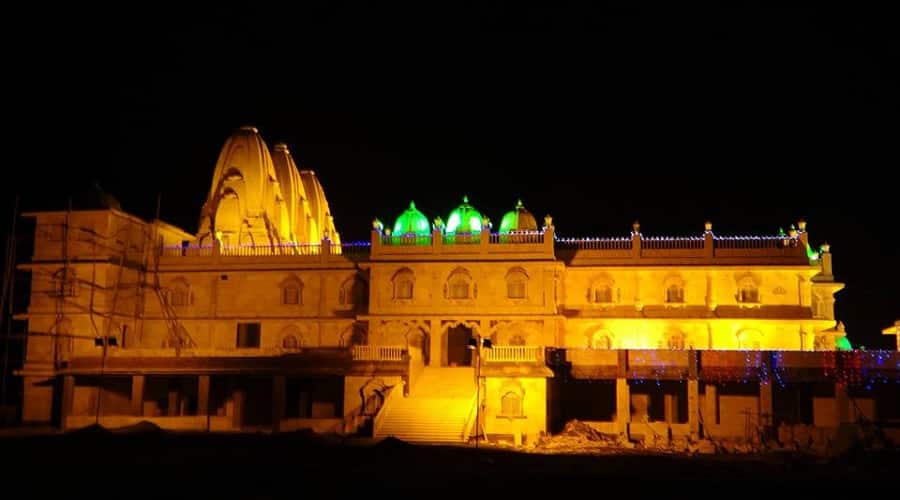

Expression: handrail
xmin=461 ymin=388 xmax=479 ymax=442
xmin=373 ymin=381 xmax=404 ymax=437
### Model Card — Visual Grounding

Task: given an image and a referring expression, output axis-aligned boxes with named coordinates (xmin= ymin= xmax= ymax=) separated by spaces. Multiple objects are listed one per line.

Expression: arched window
xmin=280 ymin=275 xmax=304 ymax=305
xmin=593 ymin=285 xmax=613 ymax=304
xmin=339 ymin=277 xmax=366 ymax=306
xmin=811 ymin=292 xmax=825 ymax=318
xmin=666 ymin=284 xmax=684 ymax=304
xmin=445 ymin=267 xmax=474 ymax=300
xmin=170 ymin=288 xmax=188 ymax=307
xmin=663 ymin=275 xmax=685 ymax=304
xmin=737 ymin=277 xmax=760 ymax=304
xmin=282 ymin=334 xmax=300 ymax=350
xmin=51 ymin=267 xmax=77 ymax=297
xmin=667 ymin=332 xmax=686 ymax=350
xmin=591 ymin=332 xmax=612 ymax=350
xmin=501 ymin=392 xmax=523 ymax=418
xmin=589 ymin=275 xmax=615 ymax=304
xmin=506 ymin=267 xmax=528 ymax=299
xmin=739 ymin=286 xmax=759 ymax=304
xmin=283 ymin=286 xmax=299 ymax=305
xmin=164 ymin=326 xmax=192 ymax=349
xmin=167 ymin=278 xmax=191 ymax=307
xmin=392 ymin=268 xmax=415 ymax=300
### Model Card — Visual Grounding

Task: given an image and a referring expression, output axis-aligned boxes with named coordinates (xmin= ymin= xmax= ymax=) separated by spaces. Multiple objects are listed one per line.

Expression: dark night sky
xmin=4 ymin=5 xmax=898 ymax=347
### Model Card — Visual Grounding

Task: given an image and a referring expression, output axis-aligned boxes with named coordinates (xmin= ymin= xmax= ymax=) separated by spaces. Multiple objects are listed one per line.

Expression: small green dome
xmin=499 ymin=199 xmax=538 ymax=233
xmin=446 ymin=195 xmax=483 ymax=234
xmin=393 ymin=201 xmax=431 ymax=236
xmin=835 ymin=336 xmax=853 ymax=351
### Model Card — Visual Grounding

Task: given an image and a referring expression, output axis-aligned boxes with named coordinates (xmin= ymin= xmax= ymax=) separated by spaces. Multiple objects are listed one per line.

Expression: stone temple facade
xmin=16 ymin=126 xmax=900 ymax=447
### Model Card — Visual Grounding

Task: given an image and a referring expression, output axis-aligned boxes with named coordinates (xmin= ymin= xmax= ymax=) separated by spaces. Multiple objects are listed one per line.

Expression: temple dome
xmin=499 ymin=199 xmax=538 ymax=233
xmin=393 ymin=201 xmax=431 ymax=236
xmin=198 ymin=125 xmax=283 ymax=245
xmin=270 ymin=143 xmax=309 ymax=242
xmin=445 ymin=195 xmax=483 ymax=234
xmin=299 ymin=169 xmax=341 ymax=244
xmin=197 ymin=126 xmax=341 ymax=246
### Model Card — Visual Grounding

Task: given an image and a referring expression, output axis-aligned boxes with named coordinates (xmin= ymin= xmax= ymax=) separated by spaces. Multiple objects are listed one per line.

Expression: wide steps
xmin=375 ymin=367 xmax=476 ymax=443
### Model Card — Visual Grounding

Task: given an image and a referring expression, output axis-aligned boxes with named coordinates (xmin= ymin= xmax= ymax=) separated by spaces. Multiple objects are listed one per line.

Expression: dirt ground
xmin=1 ymin=422 xmax=897 ymax=495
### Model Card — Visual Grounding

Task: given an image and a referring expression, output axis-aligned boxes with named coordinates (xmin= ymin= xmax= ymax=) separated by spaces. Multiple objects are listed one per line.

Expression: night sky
xmin=5 ymin=5 xmax=898 ymax=347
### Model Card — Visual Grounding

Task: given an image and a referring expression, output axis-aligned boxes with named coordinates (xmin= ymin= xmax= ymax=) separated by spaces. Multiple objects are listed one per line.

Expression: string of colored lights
xmin=553 ymin=349 xmax=900 ymax=389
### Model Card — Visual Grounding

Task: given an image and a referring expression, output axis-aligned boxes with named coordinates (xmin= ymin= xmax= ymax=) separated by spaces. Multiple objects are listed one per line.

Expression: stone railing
xmin=489 ymin=231 xmax=544 ymax=244
xmin=352 ymin=345 xmax=406 ymax=362
xmin=161 ymin=245 xmax=215 ymax=257
xmin=713 ymin=236 xmax=786 ymax=249
xmin=371 ymin=227 xmax=555 ymax=260
xmin=556 ymin=237 xmax=632 ymax=250
xmin=483 ymin=345 xmax=543 ymax=363
xmin=220 ymin=243 xmax=323 ymax=257
xmin=442 ymin=233 xmax=481 ymax=245
xmin=558 ymin=230 xmax=812 ymax=265
xmin=642 ymin=236 xmax=705 ymax=249
xmin=159 ymin=240 xmax=371 ymax=262
xmin=382 ymin=234 xmax=433 ymax=246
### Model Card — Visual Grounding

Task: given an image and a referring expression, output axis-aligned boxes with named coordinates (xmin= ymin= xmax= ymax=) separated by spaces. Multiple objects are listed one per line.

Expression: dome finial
xmin=516 ymin=199 xmax=524 ymax=209
xmin=463 ymin=195 xmax=469 ymax=204
xmin=410 ymin=201 xmax=416 ymax=209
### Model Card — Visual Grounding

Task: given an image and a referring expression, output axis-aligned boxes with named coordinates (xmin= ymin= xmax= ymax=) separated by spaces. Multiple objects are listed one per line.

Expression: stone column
xmin=61 ymin=375 xmax=75 ymax=430
xmin=430 ymin=319 xmax=442 ymax=366
xmin=704 ymin=384 xmax=718 ymax=436
xmin=687 ymin=350 xmax=699 ymax=438
xmin=167 ymin=383 xmax=179 ymax=417
xmin=835 ymin=383 xmax=850 ymax=424
xmin=664 ymin=394 xmax=676 ymax=424
xmin=130 ymin=375 xmax=145 ymax=417
xmin=687 ymin=380 xmax=699 ymax=439
xmin=232 ymin=389 xmax=245 ymax=429
xmin=616 ymin=378 xmax=630 ymax=437
xmin=615 ymin=349 xmax=630 ymax=436
xmin=272 ymin=375 xmax=286 ymax=433
xmin=759 ymin=353 xmax=774 ymax=435
xmin=759 ymin=382 xmax=773 ymax=434
xmin=197 ymin=375 xmax=210 ymax=417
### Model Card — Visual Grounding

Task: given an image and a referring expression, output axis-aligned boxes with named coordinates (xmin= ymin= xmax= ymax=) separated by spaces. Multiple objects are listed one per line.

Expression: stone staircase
xmin=374 ymin=367 xmax=476 ymax=444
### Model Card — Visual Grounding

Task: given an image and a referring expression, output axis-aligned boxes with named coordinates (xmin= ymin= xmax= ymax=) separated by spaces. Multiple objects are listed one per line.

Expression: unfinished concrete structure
xmin=16 ymin=126 xmax=900 ymax=448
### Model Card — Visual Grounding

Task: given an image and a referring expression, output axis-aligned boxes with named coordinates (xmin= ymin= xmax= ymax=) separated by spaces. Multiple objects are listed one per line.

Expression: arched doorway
xmin=445 ymin=324 xmax=473 ymax=367
xmin=407 ymin=328 xmax=430 ymax=366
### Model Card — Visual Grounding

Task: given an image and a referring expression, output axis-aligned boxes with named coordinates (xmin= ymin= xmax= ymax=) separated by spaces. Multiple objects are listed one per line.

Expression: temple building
xmin=15 ymin=126 xmax=900 ymax=447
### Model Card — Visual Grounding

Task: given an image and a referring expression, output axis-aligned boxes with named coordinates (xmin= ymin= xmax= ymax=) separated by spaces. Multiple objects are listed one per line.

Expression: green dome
xmin=393 ymin=201 xmax=431 ymax=236
xmin=446 ymin=195 xmax=483 ymax=234
xmin=835 ymin=336 xmax=853 ymax=351
xmin=499 ymin=199 xmax=538 ymax=233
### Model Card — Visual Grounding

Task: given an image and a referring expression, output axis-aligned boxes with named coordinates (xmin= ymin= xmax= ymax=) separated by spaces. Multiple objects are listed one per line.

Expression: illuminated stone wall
xmin=484 ymin=376 xmax=546 ymax=445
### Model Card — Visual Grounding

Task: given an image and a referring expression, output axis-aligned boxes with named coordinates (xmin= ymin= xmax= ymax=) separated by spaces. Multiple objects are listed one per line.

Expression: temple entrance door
xmin=446 ymin=325 xmax=473 ymax=367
